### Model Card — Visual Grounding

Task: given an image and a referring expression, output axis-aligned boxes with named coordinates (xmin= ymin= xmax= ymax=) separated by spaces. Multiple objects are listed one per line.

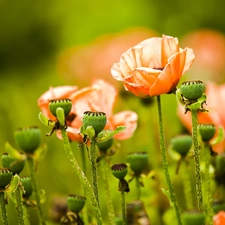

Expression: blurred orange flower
xmin=69 ymin=79 xmax=138 ymax=142
xmin=214 ymin=211 xmax=225 ymax=225
xmin=38 ymin=79 xmax=138 ymax=143
xmin=177 ymin=82 xmax=225 ymax=153
xmin=111 ymin=34 xmax=195 ymax=97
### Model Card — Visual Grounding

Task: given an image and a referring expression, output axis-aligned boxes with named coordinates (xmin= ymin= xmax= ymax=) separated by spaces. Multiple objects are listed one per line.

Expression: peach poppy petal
xmin=182 ymin=47 xmax=195 ymax=74
xmin=214 ymin=211 xmax=225 ymax=225
xmin=110 ymin=111 xmax=138 ymax=140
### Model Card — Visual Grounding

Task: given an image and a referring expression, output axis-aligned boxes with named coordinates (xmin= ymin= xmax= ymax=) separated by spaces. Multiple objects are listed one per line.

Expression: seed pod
xmin=111 ymin=163 xmax=128 ymax=180
xmin=199 ymin=124 xmax=216 ymax=142
xmin=0 ymin=168 xmax=13 ymax=189
xmin=67 ymin=194 xmax=86 ymax=213
xmin=49 ymin=99 xmax=72 ymax=117
xmin=21 ymin=176 xmax=33 ymax=198
xmin=182 ymin=210 xmax=205 ymax=225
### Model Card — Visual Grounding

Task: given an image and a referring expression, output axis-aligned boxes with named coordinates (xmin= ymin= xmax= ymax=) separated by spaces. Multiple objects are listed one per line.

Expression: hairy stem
xmin=0 ymin=192 xmax=8 ymax=225
xmin=14 ymin=186 xmax=25 ymax=225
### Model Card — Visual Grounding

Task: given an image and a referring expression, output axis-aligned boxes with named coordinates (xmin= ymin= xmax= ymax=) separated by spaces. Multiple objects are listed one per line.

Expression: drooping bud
xmin=67 ymin=194 xmax=86 ymax=213
xmin=180 ymin=80 xmax=205 ymax=100
xmin=198 ymin=124 xmax=216 ymax=142
xmin=49 ymin=99 xmax=72 ymax=117
xmin=14 ymin=126 xmax=41 ymax=154
xmin=82 ymin=111 xmax=106 ymax=135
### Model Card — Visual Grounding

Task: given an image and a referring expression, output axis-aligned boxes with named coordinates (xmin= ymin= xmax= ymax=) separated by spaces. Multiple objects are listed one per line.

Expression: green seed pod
xmin=111 ymin=163 xmax=128 ymax=180
xmin=126 ymin=152 xmax=149 ymax=175
xmin=2 ymin=153 xmax=25 ymax=175
xmin=82 ymin=111 xmax=107 ymax=135
xmin=170 ymin=135 xmax=192 ymax=157
xmin=199 ymin=124 xmax=216 ymax=142
xmin=67 ymin=194 xmax=86 ymax=213
xmin=20 ymin=176 xmax=33 ymax=198
xmin=213 ymin=201 xmax=225 ymax=214
xmin=182 ymin=210 xmax=205 ymax=225
xmin=180 ymin=80 xmax=205 ymax=100
xmin=97 ymin=138 xmax=113 ymax=152
xmin=49 ymin=99 xmax=72 ymax=117
xmin=14 ymin=126 xmax=41 ymax=154
xmin=114 ymin=217 xmax=123 ymax=225
xmin=0 ymin=168 xmax=13 ymax=189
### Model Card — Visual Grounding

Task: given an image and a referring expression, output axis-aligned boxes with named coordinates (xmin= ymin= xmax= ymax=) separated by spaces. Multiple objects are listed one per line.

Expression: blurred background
xmin=1 ymin=0 xmax=225 ymax=224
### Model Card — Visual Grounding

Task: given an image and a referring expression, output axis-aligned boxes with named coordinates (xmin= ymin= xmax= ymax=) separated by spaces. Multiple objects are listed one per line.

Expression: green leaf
xmin=96 ymin=126 xmax=126 ymax=143
xmin=5 ymin=174 xmax=20 ymax=193
xmin=40 ymin=189 xmax=46 ymax=204
xmin=4 ymin=142 xmax=26 ymax=161
xmin=176 ymin=89 xmax=185 ymax=106
xmin=161 ymin=188 xmax=174 ymax=208
xmin=38 ymin=112 xmax=50 ymax=127
xmin=211 ymin=126 xmax=224 ymax=145
xmin=33 ymin=143 xmax=48 ymax=162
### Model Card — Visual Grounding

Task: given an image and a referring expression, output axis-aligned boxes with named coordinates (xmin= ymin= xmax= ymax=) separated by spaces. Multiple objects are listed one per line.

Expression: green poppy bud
xmin=21 ymin=176 xmax=33 ymax=198
xmin=170 ymin=135 xmax=192 ymax=157
xmin=180 ymin=80 xmax=205 ymax=100
xmin=199 ymin=124 xmax=216 ymax=142
xmin=126 ymin=152 xmax=149 ymax=175
xmin=14 ymin=126 xmax=41 ymax=154
xmin=2 ymin=153 xmax=25 ymax=175
xmin=0 ymin=168 xmax=13 ymax=189
xmin=82 ymin=111 xmax=107 ymax=135
xmin=97 ymin=138 xmax=113 ymax=152
xmin=111 ymin=163 xmax=128 ymax=180
xmin=49 ymin=99 xmax=72 ymax=117
xmin=67 ymin=194 xmax=86 ymax=213
xmin=182 ymin=210 xmax=205 ymax=225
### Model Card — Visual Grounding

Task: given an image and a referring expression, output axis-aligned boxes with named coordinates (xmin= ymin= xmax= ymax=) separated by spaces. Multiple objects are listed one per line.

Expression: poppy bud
xmin=97 ymin=138 xmax=113 ymax=152
xmin=67 ymin=194 xmax=86 ymax=213
xmin=2 ymin=153 xmax=25 ymax=175
xmin=111 ymin=163 xmax=128 ymax=180
xmin=182 ymin=210 xmax=205 ymax=225
xmin=198 ymin=124 xmax=216 ymax=142
xmin=82 ymin=111 xmax=106 ymax=135
xmin=126 ymin=152 xmax=149 ymax=175
xmin=170 ymin=135 xmax=192 ymax=157
xmin=20 ymin=176 xmax=33 ymax=198
xmin=49 ymin=99 xmax=72 ymax=117
xmin=180 ymin=80 xmax=205 ymax=100
xmin=14 ymin=126 xmax=41 ymax=154
xmin=0 ymin=168 xmax=13 ymax=189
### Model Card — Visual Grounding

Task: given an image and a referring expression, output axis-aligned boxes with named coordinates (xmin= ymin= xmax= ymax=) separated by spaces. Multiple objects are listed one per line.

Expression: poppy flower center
xmin=153 ymin=67 xmax=164 ymax=71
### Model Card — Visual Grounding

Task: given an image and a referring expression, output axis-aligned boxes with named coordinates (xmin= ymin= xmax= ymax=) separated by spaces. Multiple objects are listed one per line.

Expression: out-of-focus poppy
xmin=69 ymin=79 xmax=138 ymax=141
xmin=177 ymin=82 xmax=225 ymax=153
xmin=181 ymin=29 xmax=225 ymax=83
xmin=214 ymin=211 xmax=225 ymax=225
xmin=57 ymin=27 xmax=158 ymax=88
xmin=111 ymin=34 xmax=195 ymax=97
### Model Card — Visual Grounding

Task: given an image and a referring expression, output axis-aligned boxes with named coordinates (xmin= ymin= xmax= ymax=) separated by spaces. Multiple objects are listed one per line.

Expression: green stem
xmin=27 ymin=157 xmax=46 ymax=225
xmin=22 ymin=203 xmax=30 ymax=225
xmin=0 ymin=192 xmax=8 ymax=225
xmin=183 ymin=161 xmax=194 ymax=210
xmin=101 ymin=158 xmax=115 ymax=225
xmin=61 ymin=129 xmax=103 ymax=224
xmin=89 ymin=140 xmax=100 ymax=208
xmin=191 ymin=109 xmax=204 ymax=211
xmin=203 ymin=143 xmax=213 ymax=225
xmin=15 ymin=186 xmax=25 ymax=225
xmin=135 ymin=176 xmax=141 ymax=200
xmin=121 ymin=191 xmax=127 ymax=225
xmin=156 ymin=95 xmax=182 ymax=225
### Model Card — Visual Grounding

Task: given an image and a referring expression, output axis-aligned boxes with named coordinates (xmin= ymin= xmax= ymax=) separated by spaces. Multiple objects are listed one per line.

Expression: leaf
xmin=38 ymin=112 xmax=50 ymax=127
xmin=161 ymin=188 xmax=174 ymax=208
xmin=33 ymin=143 xmax=48 ymax=162
xmin=4 ymin=142 xmax=26 ymax=161
xmin=211 ymin=126 xmax=224 ymax=145
xmin=96 ymin=126 xmax=126 ymax=143
xmin=40 ymin=189 xmax=46 ymax=204
xmin=5 ymin=175 xmax=20 ymax=193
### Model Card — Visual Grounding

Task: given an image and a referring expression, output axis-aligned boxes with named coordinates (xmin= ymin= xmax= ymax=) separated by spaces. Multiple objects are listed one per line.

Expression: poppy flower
xmin=68 ymin=79 xmax=138 ymax=142
xmin=214 ymin=211 xmax=225 ymax=225
xmin=177 ymin=82 xmax=225 ymax=153
xmin=111 ymin=34 xmax=195 ymax=97
xmin=38 ymin=85 xmax=78 ymax=121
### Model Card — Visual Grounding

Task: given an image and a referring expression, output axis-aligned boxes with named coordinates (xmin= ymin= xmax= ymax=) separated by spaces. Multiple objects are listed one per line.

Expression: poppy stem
xmin=121 ymin=190 xmax=127 ymax=225
xmin=135 ymin=176 xmax=141 ymax=200
xmin=190 ymin=108 xmax=204 ymax=211
xmin=156 ymin=95 xmax=182 ymax=225
xmin=203 ymin=143 xmax=213 ymax=225
xmin=0 ymin=192 xmax=8 ymax=225
xmin=101 ymin=157 xmax=116 ymax=225
xmin=27 ymin=157 xmax=46 ymax=225
xmin=61 ymin=129 xmax=103 ymax=225
xmin=14 ymin=185 xmax=25 ymax=225
xmin=22 ymin=203 xmax=30 ymax=225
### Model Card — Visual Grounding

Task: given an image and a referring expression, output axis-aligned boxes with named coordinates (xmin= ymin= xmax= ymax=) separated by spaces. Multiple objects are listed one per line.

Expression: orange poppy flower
xmin=214 ymin=211 xmax=225 ymax=225
xmin=177 ymin=82 xmax=225 ymax=153
xmin=111 ymin=34 xmax=195 ymax=97
xmin=68 ymin=79 xmax=138 ymax=141
xmin=37 ymin=85 xmax=78 ymax=121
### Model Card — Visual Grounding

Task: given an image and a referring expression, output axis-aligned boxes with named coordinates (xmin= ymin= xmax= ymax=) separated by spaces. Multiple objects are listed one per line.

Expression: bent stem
xmin=101 ymin=158 xmax=115 ymax=225
xmin=14 ymin=185 xmax=25 ymax=225
xmin=191 ymin=109 xmax=204 ymax=211
xmin=156 ymin=95 xmax=182 ymax=225
xmin=121 ymin=191 xmax=127 ymax=225
xmin=61 ymin=129 xmax=103 ymax=224
xmin=27 ymin=157 xmax=46 ymax=225
xmin=0 ymin=192 xmax=8 ymax=225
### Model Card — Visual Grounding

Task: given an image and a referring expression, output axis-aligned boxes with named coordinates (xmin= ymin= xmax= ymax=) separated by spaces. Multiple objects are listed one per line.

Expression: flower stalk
xmin=14 ymin=185 xmax=25 ymax=225
xmin=0 ymin=192 xmax=8 ymax=225
xmin=156 ymin=95 xmax=182 ymax=225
